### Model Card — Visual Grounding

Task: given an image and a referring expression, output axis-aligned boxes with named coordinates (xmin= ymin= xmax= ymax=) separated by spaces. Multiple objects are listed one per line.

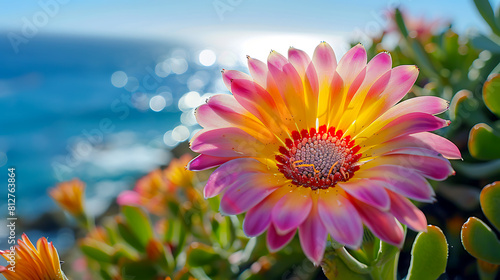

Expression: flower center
xmin=276 ymin=125 xmax=362 ymax=190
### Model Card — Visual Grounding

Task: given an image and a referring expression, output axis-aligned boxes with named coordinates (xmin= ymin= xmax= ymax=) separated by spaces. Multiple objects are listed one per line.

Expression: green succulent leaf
xmin=472 ymin=33 xmax=500 ymax=53
xmin=478 ymin=259 xmax=500 ymax=280
xmin=185 ymin=242 xmax=221 ymax=267
xmin=474 ymin=0 xmax=500 ymax=36
xmin=322 ymin=248 xmax=371 ymax=280
xmin=461 ymin=217 xmax=500 ymax=264
xmin=121 ymin=205 xmax=154 ymax=248
xmin=483 ymin=74 xmax=500 ymax=117
xmin=120 ymin=260 xmax=158 ymax=280
xmin=407 ymin=225 xmax=448 ymax=280
xmin=117 ymin=218 xmax=146 ymax=252
xmin=80 ymin=240 xmax=114 ymax=263
xmin=480 ymin=181 xmax=500 ymax=231
xmin=468 ymin=123 xmax=500 ymax=160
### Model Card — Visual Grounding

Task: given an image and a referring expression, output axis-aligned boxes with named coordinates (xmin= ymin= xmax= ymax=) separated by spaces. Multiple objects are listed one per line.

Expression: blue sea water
xmin=0 ymin=33 xmax=229 ymax=222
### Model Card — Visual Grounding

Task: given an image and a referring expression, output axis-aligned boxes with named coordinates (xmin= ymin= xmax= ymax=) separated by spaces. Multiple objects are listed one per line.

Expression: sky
xmin=1 ymin=0 xmax=499 ymax=59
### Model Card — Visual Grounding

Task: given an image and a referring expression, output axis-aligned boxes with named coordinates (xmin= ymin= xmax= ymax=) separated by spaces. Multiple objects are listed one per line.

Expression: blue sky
xmin=1 ymin=0 xmax=500 ymax=58
xmin=2 ymin=0 xmax=499 ymax=36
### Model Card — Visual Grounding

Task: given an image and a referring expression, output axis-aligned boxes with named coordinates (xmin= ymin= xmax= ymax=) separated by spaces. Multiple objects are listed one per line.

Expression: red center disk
xmin=276 ymin=125 xmax=362 ymax=190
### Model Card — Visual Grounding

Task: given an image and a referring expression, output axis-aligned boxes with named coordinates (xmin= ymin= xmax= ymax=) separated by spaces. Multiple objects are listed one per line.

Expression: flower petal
xmin=268 ymin=51 xmax=309 ymax=129
xmin=387 ymin=190 xmax=427 ymax=232
xmin=222 ymin=69 xmax=251 ymax=91
xmin=338 ymin=179 xmax=390 ymax=211
xmin=288 ymin=47 xmax=311 ymax=77
xmin=336 ymin=44 xmax=367 ymax=86
xmin=353 ymin=199 xmax=405 ymax=247
xmin=117 ymin=191 xmax=140 ymax=206
xmin=229 ymin=78 xmax=292 ymax=136
xmin=362 ymin=148 xmax=454 ymax=180
xmin=272 ymin=187 xmax=312 ymax=234
xmin=356 ymin=112 xmax=450 ymax=148
xmin=247 ymin=56 xmax=268 ymax=88
xmin=298 ymin=199 xmax=327 ymax=264
xmin=204 ymin=158 xmax=267 ymax=199
xmin=195 ymin=103 xmax=232 ymax=129
xmin=356 ymin=164 xmax=435 ymax=202
xmin=190 ymin=127 xmax=268 ymax=157
xmin=243 ymin=187 xmax=289 ymax=237
xmin=318 ymin=191 xmax=363 ymax=248
xmin=362 ymin=132 xmax=461 ymax=160
xmin=220 ymin=172 xmax=283 ymax=215
xmin=267 ymin=223 xmax=296 ymax=252
xmin=188 ymin=154 xmax=236 ymax=171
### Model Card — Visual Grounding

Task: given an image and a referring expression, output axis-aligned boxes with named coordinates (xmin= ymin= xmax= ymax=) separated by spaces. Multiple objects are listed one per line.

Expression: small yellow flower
xmin=164 ymin=154 xmax=195 ymax=188
xmin=49 ymin=178 xmax=86 ymax=216
xmin=0 ymin=233 xmax=67 ymax=280
xmin=117 ymin=154 xmax=199 ymax=215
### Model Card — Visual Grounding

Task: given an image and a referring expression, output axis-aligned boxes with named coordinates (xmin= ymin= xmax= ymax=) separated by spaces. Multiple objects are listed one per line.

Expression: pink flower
xmin=189 ymin=42 xmax=460 ymax=264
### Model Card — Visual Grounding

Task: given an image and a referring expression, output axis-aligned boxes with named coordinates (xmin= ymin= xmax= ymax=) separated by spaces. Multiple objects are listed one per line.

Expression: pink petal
xmin=207 ymin=93 xmax=274 ymax=143
xmin=195 ymin=103 xmax=231 ymax=129
xmin=336 ymin=44 xmax=367 ymax=86
xmin=288 ymin=47 xmax=311 ymax=77
xmin=338 ymin=179 xmax=390 ymax=211
xmin=365 ymin=52 xmax=392 ymax=82
xmin=363 ymin=132 xmax=461 ymax=160
xmin=247 ymin=56 xmax=268 ymax=88
xmin=267 ymin=223 xmax=296 ymax=252
xmin=353 ymin=199 xmax=405 ymax=247
xmin=208 ymin=94 xmax=247 ymax=115
xmin=190 ymin=127 xmax=266 ymax=158
xmin=358 ymin=112 xmax=450 ymax=147
xmin=346 ymin=67 xmax=367 ymax=102
xmin=318 ymin=192 xmax=363 ymax=248
xmin=378 ymin=147 xmax=454 ymax=180
xmin=312 ymin=42 xmax=337 ymax=80
xmin=204 ymin=158 xmax=267 ymax=199
xmin=117 ymin=191 xmax=140 ymax=206
xmin=272 ymin=188 xmax=312 ymax=234
xmin=380 ymin=96 xmax=449 ymax=121
xmin=373 ymin=65 xmax=419 ymax=109
xmin=298 ymin=201 xmax=327 ymax=264
xmin=221 ymin=69 xmax=251 ymax=91
xmin=409 ymin=132 xmax=461 ymax=159
xmin=387 ymin=190 xmax=427 ymax=232
xmin=220 ymin=173 xmax=282 ymax=215
xmin=243 ymin=187 xmax=288 ymax=237
xmin=187 ymin=154 xmax=236 ymax=171
xmin=229 ymin=78 xmax=283 ymax=132
xmin=356 ymin=164 xmax=435 ymax=202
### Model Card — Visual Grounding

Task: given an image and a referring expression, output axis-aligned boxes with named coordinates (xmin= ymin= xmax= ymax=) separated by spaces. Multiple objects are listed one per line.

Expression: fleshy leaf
xmin=478 ymin=259 xmax=500 ymax=280
xmin=121 ymin=205 xmax=154 ymax=248
xmin=468 ymin=123 xmax=500 ymax=160
xmin=407 ymin=225 xmax=448 ymax=280
xmin=473 ymin=0 xmax=500 ymax=36
xmin=480 ymin=181 xmax=500 ymax=231
xmin=186 ymin=242 xmax=221 ymax=267
xmin=449 ymin=90 xmax=473 ymax=121
xmin=321 ymin=248 xmax=371 ymax=280
xmin=80 ymin=240 xmax=114 ymax=263
xmin=483 ymin=74 xmax=500 ymax=117
xmin=461 ymin=217 xmax=500 ymax=265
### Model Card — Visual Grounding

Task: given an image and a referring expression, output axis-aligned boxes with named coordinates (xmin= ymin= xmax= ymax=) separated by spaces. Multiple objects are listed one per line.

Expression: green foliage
xmin=407 ymin=225 xmax=449 ymax=280
xmin=462 ymin=217 xmax=500 ymax=264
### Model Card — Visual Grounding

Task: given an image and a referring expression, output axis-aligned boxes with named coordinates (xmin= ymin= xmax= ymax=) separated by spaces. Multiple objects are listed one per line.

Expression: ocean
xmin=0 ymin=33 xmax=232 ymax=222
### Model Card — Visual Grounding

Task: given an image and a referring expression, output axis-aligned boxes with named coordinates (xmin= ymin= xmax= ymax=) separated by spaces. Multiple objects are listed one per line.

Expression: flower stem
xmin=335 ymin=247 xmax=371 ymax=274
